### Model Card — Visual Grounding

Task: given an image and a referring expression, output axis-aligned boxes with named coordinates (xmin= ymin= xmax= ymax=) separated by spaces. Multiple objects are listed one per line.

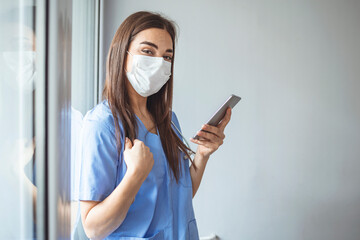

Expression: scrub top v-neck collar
xmin=135 ymin=114 xmax=159 ymax=137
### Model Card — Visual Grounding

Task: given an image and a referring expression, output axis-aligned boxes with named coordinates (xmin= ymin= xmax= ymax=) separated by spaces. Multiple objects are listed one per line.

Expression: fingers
xmin=196 ymin=129 xmax=223 ymax=143
xmin=190 ymin=138 xmax=220 ymax=150
xmin=133 ymin=139 xmax=151 ymax=154
xmin=133 ymin=139 xmax=147 ymax=149
xmin=218 ymin=107 xmax=232 ymax=130
xmin=124 ymin=137 xmax=133 ymax=149
xmin=125 ymin=138 xmax=147 ymax=150
xmin=201 ymin=124 xmax=225 ymax=139
xmin=191 ymin=128 xmax=224 ymax=146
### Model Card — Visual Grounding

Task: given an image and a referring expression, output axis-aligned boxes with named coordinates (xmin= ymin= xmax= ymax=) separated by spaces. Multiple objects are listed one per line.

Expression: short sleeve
xmin=79 ymin=117 xmax=119 ymax=201
xmin=171 ymin=111 xmax=182 ymax=134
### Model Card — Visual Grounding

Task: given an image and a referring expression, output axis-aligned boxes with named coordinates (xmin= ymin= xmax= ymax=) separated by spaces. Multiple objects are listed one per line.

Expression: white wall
xmin=100 ymin=1 xmax=360 ymax=239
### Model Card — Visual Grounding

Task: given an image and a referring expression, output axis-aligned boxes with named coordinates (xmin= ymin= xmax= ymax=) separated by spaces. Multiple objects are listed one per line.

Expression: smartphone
xmin=193 ymin=94 xmax=241 ymax=140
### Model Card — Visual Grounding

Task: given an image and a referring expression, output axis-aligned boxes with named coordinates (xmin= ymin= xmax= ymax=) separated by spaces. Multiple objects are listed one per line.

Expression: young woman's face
xmin=125 ymin=28 xmax=173 ymax=73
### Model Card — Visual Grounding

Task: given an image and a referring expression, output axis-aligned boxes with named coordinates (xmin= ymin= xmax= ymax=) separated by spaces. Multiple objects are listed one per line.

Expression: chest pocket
xmin=116 ymin=230 xmax=164 ymax=240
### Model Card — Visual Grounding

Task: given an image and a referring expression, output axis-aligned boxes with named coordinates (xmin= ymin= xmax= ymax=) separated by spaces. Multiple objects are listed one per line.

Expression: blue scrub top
xmin=78 ymin=100 xmax=199 ymax=240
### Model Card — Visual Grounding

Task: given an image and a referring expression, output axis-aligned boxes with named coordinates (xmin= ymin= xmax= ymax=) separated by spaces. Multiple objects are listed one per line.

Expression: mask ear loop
xmin=171 ymin=121 xmax=196 ymax=159
xmin=125 ymin=51 xmax=133 ymax=73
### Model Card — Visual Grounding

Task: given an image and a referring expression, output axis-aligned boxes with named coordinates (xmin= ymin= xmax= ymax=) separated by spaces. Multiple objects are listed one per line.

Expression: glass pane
xmin=0 ymin=3 xmax=37 ymax=239
xmin=70 ymin=0 xmax=97 ymax=238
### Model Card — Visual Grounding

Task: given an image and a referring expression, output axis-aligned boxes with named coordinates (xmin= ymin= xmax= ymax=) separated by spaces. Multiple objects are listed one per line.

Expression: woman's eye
xmin=164 ymin=56 xmax=172 ymax=61
xmin=141 ymin=49 xmax=153 ymax=55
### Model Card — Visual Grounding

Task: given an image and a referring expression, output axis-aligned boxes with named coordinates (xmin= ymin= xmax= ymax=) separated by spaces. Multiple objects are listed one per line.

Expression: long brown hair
xmin=102 ymin=11 xmax=194 ymax=182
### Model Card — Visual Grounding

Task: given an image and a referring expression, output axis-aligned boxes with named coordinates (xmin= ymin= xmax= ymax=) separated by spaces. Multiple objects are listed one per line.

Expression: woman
xmin=78 ymin=11 xmax=231 ymax=240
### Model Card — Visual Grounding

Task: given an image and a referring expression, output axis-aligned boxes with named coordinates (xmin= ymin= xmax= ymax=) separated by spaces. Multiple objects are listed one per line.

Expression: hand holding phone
xmin=193 ymin=94 xmax=241 ymax=140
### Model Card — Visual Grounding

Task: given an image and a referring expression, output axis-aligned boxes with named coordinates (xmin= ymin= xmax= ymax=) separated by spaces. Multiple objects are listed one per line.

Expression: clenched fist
xmin=123 ymin=137 xmax=154 ymax=182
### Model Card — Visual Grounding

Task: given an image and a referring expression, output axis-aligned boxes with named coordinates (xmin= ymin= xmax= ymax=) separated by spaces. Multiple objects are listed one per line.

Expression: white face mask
xmin=126 ymin=51 xmax=171 ymax=97
xmin=2 ymin=51 xmax=36 ymax=91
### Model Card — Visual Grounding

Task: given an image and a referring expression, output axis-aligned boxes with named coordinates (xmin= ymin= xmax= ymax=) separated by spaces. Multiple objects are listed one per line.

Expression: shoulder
xmin=82 ymin=100 xmax=119 ymax=136
xmin=171 ymin=110 xmax=179 ymax=124
xmin=171 ymin=110 xmax=182 ymax=133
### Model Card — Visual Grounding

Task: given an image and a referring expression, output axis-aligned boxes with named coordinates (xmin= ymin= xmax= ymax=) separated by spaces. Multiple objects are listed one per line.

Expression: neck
xmin=127 ymin=83 xmax=149 ymax=117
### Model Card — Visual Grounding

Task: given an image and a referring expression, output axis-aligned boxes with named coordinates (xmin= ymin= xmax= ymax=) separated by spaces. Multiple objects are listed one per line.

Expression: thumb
xmin=124 ymin=137 xmax=133 ymax=150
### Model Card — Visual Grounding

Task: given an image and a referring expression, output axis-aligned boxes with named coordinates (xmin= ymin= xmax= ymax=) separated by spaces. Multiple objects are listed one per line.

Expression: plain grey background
xmin=99 ymin=1 xmax=360 ymax=239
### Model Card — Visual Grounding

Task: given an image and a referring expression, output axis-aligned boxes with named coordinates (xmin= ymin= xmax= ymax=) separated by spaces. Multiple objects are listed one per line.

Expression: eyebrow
xmin=140 ymin=41 xmax=173 ymax=53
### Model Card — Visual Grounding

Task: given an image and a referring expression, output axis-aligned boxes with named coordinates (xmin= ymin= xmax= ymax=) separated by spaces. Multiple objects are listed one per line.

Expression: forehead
xmin=0 ymin=23 xmax=35 ymax=51
xmin=130 ymin=28 xmax=173 ymax=50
